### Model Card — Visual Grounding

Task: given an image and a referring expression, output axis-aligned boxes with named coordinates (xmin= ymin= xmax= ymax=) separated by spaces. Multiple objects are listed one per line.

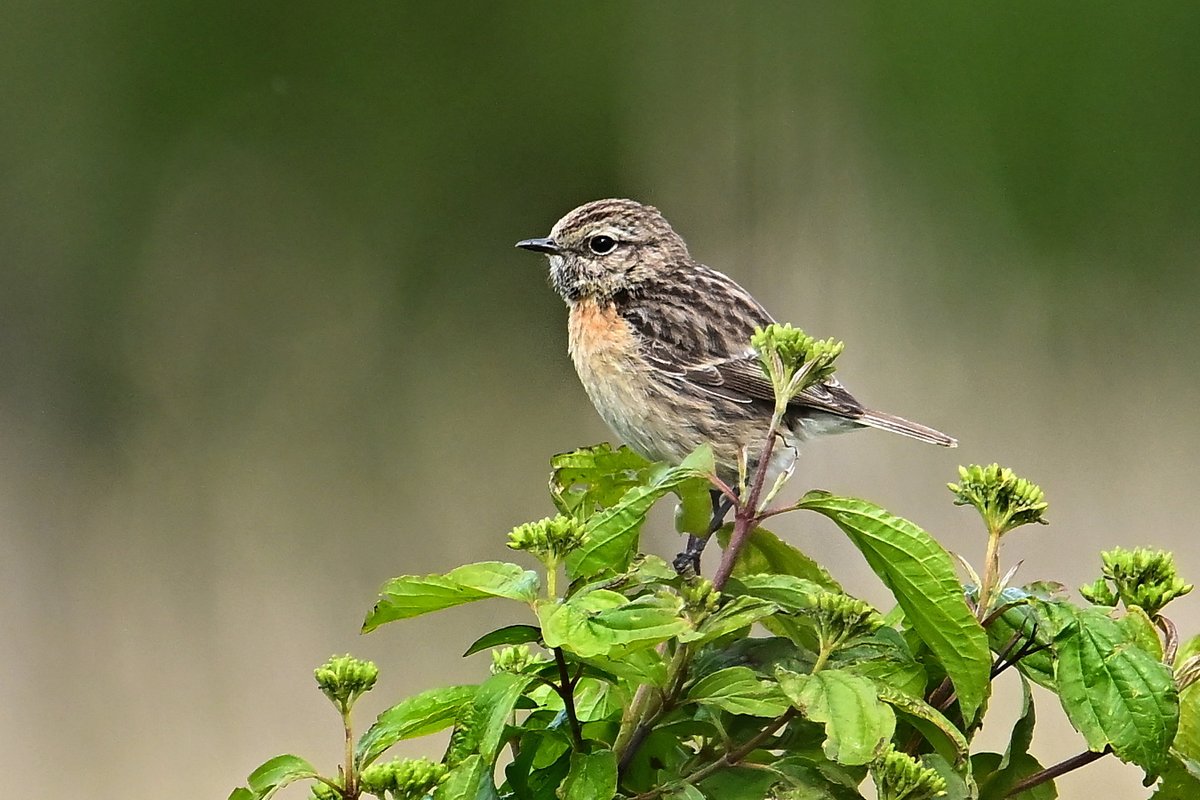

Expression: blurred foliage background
xmin=2 ymin=3 xmax=1198 ymax=798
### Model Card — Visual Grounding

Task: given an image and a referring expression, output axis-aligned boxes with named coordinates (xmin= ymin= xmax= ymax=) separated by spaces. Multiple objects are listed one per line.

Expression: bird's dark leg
xmin=673 ymin=489 xmax=735 ymax=576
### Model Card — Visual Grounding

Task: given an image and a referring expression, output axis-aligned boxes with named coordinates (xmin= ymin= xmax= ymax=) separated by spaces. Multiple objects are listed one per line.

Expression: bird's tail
xmin=858 ymin=409 xmax=957 ymax=447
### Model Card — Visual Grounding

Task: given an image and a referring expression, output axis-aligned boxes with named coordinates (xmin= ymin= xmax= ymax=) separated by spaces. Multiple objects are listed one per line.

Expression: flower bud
xmin=490 ymin=645 xmax=543 ymax=675
xmin=360 ymin=757 xmax=447 ymax=800
xmin=309 ymin=780 xmax=342 ymax=800
xmin=948 ymin=463 xmax=1047 ymax=536
xmin=871 ymin=744 xmax=947 ymax=800
xmin=680 ymin=577 xmax=720 ymax=614
xmin=806 ymin=591 xmax=883 ymax=647
xmin=1083 ymin=547 xmax=1193 ymax=617
xmin=751 ymin=324 xmax=844 ymax=395
xmin=314 ymin=654 xmax=379 ymax=714
xmin=507 ymin=515 xmax=588 ymax=564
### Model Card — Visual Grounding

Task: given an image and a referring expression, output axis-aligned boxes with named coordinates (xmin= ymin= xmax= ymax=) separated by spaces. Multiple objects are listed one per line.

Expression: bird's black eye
xmin=588 ymin=235 xmax=617 ymax=255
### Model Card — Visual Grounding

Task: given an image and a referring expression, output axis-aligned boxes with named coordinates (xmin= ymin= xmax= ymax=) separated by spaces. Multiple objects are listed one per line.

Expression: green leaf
xmin=356 ymin=685 xmax=477 ymax=768
xmin=680 ymin=595 xmax=778 ymax=645
xmin=558 ymin=750 xmax=618 ymax=800
xmin=570 ymin=678 xmax=629 ymax=722
xmin=1152 ymin=753 xmax=1200 ymax=799
xmin=687 ymin=637 xmax=811 ymax=689
xmin=835 ymin=630 xmax=928 ymax=700
xmin=716 ymin=525 xmax=843 ymax=591
xmin=1119 ymin=606 xmax=1165 ymax=661
xmin=550 ymin=443 xmax=654 ymax=517
xmin=538 ymin=590 xmax=691 ymax=658
xmin=463 ymin=624 xmax=542 ymax=657
xmin=467 ymin=672 xmax=535 ymax=764
xmin=620 ymin=725 xmax=694 ymax=791
xmin=673 ymin=484 xmax=714 ymax=537
xmin=974 ymin=751 xmax=1056 ymax=800
xmin=663 ymin=785 xmax=706 ymax=800
xmin=695 ymin=766 xmax=780 ymax=799
xmin=768 ymin=755 xmax=871 ymax=800
xmin=525 ymin=727 xmax=572 ymax=770
xmin=1175 ymin=634 xmax=1200 ymax=668
xmin=1004 ymin=675 xmax=1036 ymax=767
xmin=242 ymin=754 xmax=318 ymax=799
xmin=1055 ymin=607 xmax=1178 ymax=773
xmin=505 ymin=732 xmax=571 ymax=798
xmin=364 ymin=562 xmax=540 ymax=631
xmin=798 ymin=491 xmax=991 ymax=722
xmin=921 ymin=752 xmax=975 ymax=800
xmin=726 ymin=573 xmax=825 ymax=613
xmin=577 ymin=647 xmax=670 ymax=688
xmin=988 ymin=597 xmax=1075 ymax=690
xmin=1175 ymin=635 xmax=1200 ymax=762
xmin=628 ymin=554 xmax=679 ymax=584
xmin=876 ymin=685 xmax=969 ymax=767
xmin=776 ymin=667 xmax=896 ymax=766
xmin=566 ymin=452 xmax=713 ymax=579
xmin=673 ymin=445 xmax=718 ymax=537
xmin=434 ymin=754 xmax=493 ymax=800
xmin=227 ymin=790 xmax=254 ymax=800
xmin=678 ymin=442 xmax=716 ymax=472
xmin=687 ymin=666 xmax=792 ymax=717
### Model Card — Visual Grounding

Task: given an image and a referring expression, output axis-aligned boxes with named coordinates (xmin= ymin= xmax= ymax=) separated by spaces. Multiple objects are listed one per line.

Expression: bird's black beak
xmin=515 ymin=237 xmax=560 ymax=255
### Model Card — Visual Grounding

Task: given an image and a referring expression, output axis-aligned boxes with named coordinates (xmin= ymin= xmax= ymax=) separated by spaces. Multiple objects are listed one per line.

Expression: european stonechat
xmin=516 ymin=198 xmax=955 ymax=492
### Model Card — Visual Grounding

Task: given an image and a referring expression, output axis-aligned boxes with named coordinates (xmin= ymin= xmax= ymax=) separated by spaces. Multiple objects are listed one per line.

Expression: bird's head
xmin=516 ymin=198 xmax=690 ymax=302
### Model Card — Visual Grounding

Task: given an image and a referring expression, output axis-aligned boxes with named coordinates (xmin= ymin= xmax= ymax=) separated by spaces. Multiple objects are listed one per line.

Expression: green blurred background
xmin=3 ymin=3 xmax=1198 ymax=798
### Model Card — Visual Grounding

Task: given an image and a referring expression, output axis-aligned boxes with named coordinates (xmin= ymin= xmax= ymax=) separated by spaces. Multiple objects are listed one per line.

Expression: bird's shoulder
xmin=615 ymin=262 xmax=773 ymax=368
xmin=612 ymin=264 xmax=867 ymax=418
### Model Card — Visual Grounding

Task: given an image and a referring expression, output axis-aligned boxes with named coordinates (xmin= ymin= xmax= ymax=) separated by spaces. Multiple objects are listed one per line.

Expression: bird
xmin=516 ymin=199 xmax=955 ymax=566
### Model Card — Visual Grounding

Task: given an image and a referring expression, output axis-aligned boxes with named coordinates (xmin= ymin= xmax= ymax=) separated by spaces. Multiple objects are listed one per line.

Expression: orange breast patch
xmin=568 ymin=298 xmax=638 ymax=363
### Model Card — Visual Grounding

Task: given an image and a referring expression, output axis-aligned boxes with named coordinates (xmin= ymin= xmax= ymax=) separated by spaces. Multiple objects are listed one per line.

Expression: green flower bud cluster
xmin=490 ymin=644 xmax=544 ymax=675
xmin=314 ymin=654 xmax=379 ymax=714
xmin=948 ymin=464 xmax=1048 ymax=536
xmin=680 ymin=577 xmax=720 ymax=615
xmin=1079 ymin=547 xmax=1193 ymax=617
xmin=507 ymin=515 xmax=588 ymax=564
xmin=805 ymin=591 xmax=884 ymax=650
xmin=360 ymin=758 xmax=448 ymax=800
xmin=870 ymin=745 xmax=948 ymax=800
xmin=751 ymin=324 xmax=844 ymax=400
xmin=309 ymin=780 xmax=342 ymax=800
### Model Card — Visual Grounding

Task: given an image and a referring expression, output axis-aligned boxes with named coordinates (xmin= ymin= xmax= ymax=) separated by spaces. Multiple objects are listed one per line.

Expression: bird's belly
xmin=586 ymin=379 xmax=686 ymax=464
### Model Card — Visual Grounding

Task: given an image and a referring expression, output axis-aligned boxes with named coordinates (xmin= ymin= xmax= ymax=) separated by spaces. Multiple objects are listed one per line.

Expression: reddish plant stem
xmin=757 ymin=503 xmax=800 ymax=521
xmin=1157 ymin=613 xmax=1179 ymax=665
xmin=1003 ymin=747 xmax=1111 ymax=798
xmin=712 ymin=418 xmax=781 ymax=591
xmin=707 ymin=474 xmax=739 ymax=506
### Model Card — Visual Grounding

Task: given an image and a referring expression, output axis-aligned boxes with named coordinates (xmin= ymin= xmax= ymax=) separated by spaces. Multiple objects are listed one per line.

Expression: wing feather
xmin=651 ymin=351 xmax=867 ymax=420
xmin=619 ymin=268 xmax=955 ymax=446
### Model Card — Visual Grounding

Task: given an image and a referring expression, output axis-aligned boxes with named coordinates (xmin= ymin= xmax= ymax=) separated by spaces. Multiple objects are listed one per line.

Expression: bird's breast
xmin=565 ymin=297 xmax=765 ymax=471
xmin=566 ymin=298 xmax=668 ymax=454
xmin=567 ymin=298 xmax=641 ymax=387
